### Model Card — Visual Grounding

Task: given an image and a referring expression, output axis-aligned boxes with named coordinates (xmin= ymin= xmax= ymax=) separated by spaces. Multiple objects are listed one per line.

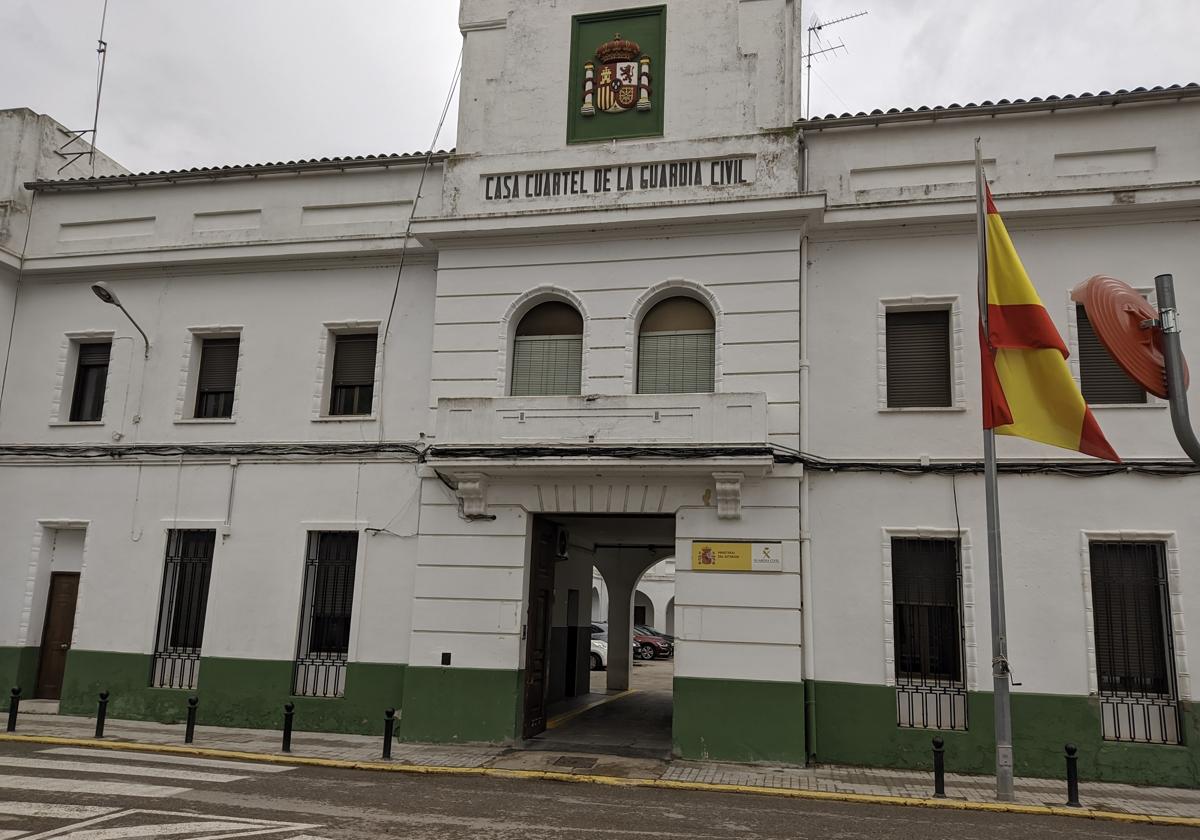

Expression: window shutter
xmin=332 ymin=333 xmax=377 ymax=386
xmin=1089 ymin=541 xmax=1171 ymax=696
xmin=637 ymin=331 xmax=715 ymax=394
xmin=886 ymin=310 xmax=952 ymax=408
xmin=197 ymin=338 xmax=239 ymax=391
xmin=77 ymin=342 xmax=112 ymax=365
xmin=511 ymin=335 xmax=583 ymax=396
xmin=1077 ymin=305 xmax=1147 ymax=404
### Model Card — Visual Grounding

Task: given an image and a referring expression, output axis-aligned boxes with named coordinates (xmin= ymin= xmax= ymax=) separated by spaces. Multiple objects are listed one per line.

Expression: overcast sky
xmin=2 ymin=1 xmax=1196 ymax=173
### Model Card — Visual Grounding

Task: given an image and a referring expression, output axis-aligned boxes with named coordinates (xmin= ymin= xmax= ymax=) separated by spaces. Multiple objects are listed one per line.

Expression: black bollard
xmin=184 ymin=696 xmax=199 ymax=744
xmin=5 ymin=687 xmax=19 ymax=733
xmin=382 ymin=708 xmax=396 ymax=759
xmin=932 ymin=736 xmax=946 ymax=798
xmin=1065 ymin=743 xmax=1081 ymax=807
xmin=282 ymin=702 xmax=295 ymax=753
xmin=95 ymin=691 xmax=109 ymax=738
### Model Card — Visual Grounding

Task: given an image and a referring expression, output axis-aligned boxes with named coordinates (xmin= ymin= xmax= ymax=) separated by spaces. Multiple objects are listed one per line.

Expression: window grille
xmin=151 ymin=529 xmax=215 ymax=690
xmin=892 ymin=537 xmax=967 ymax=730
xmin=511 ymin=335 xmax=583 ymax=396
xmin=329 ymin=333 xmax=377 ymax=416
xmin=1089 ymin=540 xmax=1181 ymax=744
xmin=69 ymin=341 xmax=112 ymax=422
xmin=637 ymin=331 xmax=715 ymax=394
xmin=1077 ymin=305 xmax=1147 ymax=404
xmin=194 ymin=337 xmax=240 ymax=419
xmin=885 ymin=310 xmax=952 ymax=408
xmin=293 ymin=531 xmax=358 ymax=697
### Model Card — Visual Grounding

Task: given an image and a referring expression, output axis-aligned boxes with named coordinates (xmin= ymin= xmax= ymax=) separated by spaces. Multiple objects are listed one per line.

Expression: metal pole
xmin=976 ymin=140 xmax=1015 ymax=801
xmin=1154 ymin=274 xmax=1200 ymax=464
xmin=1064 ymin=743 xmax=1081 ymax=807
xmin=282 ymin=702 xmax=294 ymax=753
xmin=95 ymin=691 xmax=109 ymax=738
xmin=382 ymin=708 xmax=396 ymax=759
xmin=932 ymin=736 xmax=946 ymax=798
xmin=5 ymin=688 xmax=18 ymax=733
xmin=185 ymin=696 xmax=198 ymax=744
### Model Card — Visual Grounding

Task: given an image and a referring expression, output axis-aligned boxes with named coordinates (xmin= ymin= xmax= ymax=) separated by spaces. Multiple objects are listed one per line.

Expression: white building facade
xmin=1 ymin=1 xmax=1197 ymax=787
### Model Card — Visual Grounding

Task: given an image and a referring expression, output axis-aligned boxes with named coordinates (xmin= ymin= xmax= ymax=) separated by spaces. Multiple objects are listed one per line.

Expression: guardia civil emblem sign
xmin=567 ymin=7 xmax=666 ymax=143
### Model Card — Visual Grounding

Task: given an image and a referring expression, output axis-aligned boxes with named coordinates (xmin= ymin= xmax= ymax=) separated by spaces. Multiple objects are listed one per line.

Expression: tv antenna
xmin=804 ymin=10 xmax=868 ymax=119
xmin=57 ymin=0 xmax=111 ymax=174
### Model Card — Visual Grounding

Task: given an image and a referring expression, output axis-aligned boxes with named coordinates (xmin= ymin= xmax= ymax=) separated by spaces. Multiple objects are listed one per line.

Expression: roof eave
xmin=796 ymin=85 xmax=1200 ymax=131
xmin=25 ymin=151 xmax=452 ymax=193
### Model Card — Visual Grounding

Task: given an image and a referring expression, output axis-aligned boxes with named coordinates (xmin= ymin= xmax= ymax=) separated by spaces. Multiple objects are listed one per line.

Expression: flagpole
xmin=976 ymin=138 xmax=1015 ymax=802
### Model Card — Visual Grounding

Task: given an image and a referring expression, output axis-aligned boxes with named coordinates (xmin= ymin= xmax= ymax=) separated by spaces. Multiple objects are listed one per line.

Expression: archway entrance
xmin=521 ymin=513 xmax=675 ymax=758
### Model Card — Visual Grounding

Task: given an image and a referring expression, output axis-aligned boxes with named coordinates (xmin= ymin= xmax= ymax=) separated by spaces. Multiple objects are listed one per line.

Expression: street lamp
xmin=91 ymin=282 xmax=150 ymax=358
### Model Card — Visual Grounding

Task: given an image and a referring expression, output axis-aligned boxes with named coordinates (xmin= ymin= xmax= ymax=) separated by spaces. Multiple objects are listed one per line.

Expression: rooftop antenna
xmin=804 ymin=9 xmax=868 ymax=120
xmin=57 ymin=0 xmax=111 ymax=175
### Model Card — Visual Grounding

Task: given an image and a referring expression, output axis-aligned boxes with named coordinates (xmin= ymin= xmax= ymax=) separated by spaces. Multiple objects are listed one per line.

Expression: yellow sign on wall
xmin=690 ymin=541 xmax=782 ymax=572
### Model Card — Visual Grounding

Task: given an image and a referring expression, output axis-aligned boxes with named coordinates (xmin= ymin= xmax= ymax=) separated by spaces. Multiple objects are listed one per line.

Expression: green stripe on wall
xmin=673 ymin=676 xmax=806 ymax=763
xmin=811 ymin=680 xmax=1200 ymax=788
xmin=58 ymin=650 xmax=404 ymax=735
xmin=399 ymin=667 xmax=522 ymax=744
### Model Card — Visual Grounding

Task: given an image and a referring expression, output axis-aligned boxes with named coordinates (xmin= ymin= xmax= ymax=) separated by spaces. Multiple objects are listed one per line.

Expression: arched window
xmin=510 ymin=301 xmax=583 ymax=396
xmin=637 ymin=296 xmax=715 ymax=394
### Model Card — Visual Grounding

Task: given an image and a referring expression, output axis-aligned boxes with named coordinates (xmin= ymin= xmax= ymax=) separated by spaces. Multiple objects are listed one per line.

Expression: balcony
xmin=433 ymin=392 xmax=768 ymax=447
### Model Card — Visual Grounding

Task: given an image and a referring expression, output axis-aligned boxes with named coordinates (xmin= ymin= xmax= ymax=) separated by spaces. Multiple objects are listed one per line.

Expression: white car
xmin=590 ymin=638 xmax=608 ymax=671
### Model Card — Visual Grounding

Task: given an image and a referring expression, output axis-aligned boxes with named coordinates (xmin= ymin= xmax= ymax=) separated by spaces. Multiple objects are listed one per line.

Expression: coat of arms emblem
xmin=581 ymin=34 xmax=652 ymax=117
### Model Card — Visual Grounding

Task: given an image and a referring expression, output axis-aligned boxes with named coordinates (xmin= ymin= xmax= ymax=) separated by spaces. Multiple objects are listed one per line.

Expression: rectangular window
xmin=69 ymin=341 xmax=112 ymax=422
xmin=329 ymin=333 xmax=377 ymax=416
xmin=1090 ymin=540 xmax=1181 ymax=744
xmin=885 ymin=310 xmax=952 ymax=408
xmin=293 ymin=531 xmax=358 ymax=697
xmin=637 ymin=331 xmax=715 ymax=394
xmin=1078 ymin=305 xmax=1147 ymax=404
xmin=151 ymin=530 xmax=215 ymax=690
xmin=892 ymin=537 xmax=967 ymax=730
xmin=194 ymin=337 xmax=240 ymax=419
xmin=511 ymin=335 xmax=583 ymax=396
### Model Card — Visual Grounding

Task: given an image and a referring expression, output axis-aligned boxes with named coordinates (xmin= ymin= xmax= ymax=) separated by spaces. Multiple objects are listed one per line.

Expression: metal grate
xmin=637 ymin=330 xmax=715 ymax=394
xmin=151 ymin=530 xmax=215 ymax=690
xmin=892 ymin=537 xmax=968 ymax=731
xmin=885 ymin=310 xmax=952 ymax=408
xmin=293 ymin=531 xmax=358 ymax=698
xmin=1090 ymin=540 xmax=1181 ymax=744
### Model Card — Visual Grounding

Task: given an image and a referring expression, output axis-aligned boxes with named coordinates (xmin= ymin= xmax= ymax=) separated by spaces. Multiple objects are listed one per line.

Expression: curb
xmin=2 ymin=733 xmax=1196 ymax=827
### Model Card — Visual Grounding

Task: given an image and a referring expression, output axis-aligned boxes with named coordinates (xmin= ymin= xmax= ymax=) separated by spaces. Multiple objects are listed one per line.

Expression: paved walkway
xmin=5 ymin=700 xmax=1199 ymax=822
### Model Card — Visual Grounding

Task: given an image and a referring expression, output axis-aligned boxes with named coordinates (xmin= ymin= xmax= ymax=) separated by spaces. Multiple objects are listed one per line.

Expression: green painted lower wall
xmin=58 ymin=650 xmax=405 ymax=735
xmin=674 ymin=676 xmax=806 ymax=763
xmin=812 ymin=680 xmax=1200 ymax=788
xmin=399 ymin=667 xmax=521 ymax=744
xmin=0 ymin=647 xmax=40 ymax=696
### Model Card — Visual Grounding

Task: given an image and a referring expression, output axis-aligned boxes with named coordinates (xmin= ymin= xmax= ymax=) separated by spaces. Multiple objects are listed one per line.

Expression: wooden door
xmin=35 ymin=573 xmax=80 ymax=699
xmin=522 ymin=521 xmax=556 ymax=738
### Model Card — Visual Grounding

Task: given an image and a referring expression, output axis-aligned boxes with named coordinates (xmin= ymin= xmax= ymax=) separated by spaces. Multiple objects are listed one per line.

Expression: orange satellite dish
xmin=1070 ymin=275 xmax=1189 ymax=400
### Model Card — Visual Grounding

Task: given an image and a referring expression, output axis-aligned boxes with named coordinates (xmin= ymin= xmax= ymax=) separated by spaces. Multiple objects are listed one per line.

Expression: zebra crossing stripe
xmin=0 ymin=830 xmax=27 ymax=839
xmin=0 ymin=757 xmax=245 ymax=784
xmin=0 ymin=776 xmax=189 ymax=799
xmin=41 ymin=749 xmax=292 ymax=774
xmin=0 ymin=805 xmax=117 ymax=819
xmin=20 ymin=809 xmax=323 ymax=840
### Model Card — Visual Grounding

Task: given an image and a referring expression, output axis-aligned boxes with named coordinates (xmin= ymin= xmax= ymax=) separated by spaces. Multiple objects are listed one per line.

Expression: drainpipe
xmin=799 ymin=232 xmax=817 ymax=763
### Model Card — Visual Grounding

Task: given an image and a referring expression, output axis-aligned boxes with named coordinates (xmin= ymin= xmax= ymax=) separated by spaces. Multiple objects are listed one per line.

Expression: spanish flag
xmin=980 ymin=187 xmax=1119 ymax=461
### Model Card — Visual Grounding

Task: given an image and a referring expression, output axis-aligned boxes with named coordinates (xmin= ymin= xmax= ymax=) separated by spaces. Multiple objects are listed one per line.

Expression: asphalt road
xmin=0 ymin=740 xmax=1187 ymax=839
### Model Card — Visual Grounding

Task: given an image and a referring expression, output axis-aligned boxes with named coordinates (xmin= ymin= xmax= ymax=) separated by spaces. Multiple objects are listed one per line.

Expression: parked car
xmin=590 ymin=638 xmax=608 ymax=671
xmin=634 ymin=630 xmax=673 ymax=660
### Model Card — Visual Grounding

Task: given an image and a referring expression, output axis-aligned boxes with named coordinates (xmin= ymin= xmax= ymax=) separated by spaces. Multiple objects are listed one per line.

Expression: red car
xmin=634 ymin=631 xmax=673 ymax=660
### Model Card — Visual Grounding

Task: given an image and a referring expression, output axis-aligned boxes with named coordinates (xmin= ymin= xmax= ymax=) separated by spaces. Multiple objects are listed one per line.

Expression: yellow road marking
xmin=546 ymin=689 xmax=637 ymax=730
xmin=1 ymin=734 xmax=1195 ymax=827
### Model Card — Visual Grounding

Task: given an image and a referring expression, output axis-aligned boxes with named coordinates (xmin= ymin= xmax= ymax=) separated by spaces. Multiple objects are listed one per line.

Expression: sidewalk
xmin=5 ymin=708 xmax=1199 ymax=825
